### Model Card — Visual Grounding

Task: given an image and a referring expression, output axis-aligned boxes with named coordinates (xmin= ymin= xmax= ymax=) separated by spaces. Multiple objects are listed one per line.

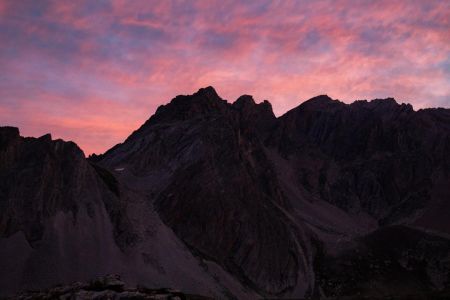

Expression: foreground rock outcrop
xmin=1 ymin=87 xmax=449 ymax=299
xmin=8 ymin=275 xmax=213 ymax=300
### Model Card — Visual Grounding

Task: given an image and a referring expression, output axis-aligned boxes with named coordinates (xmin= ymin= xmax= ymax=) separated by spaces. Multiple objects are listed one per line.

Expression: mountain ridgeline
xmin=1 ymin=87 xmax=449 ymax=299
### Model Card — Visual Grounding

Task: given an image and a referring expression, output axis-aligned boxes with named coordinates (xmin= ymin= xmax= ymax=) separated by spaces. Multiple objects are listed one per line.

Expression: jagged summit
xmin=153 ymin=86 xmax=226 ymax=120
xmin=0 ymin=126 xmax=82 ymax=157
xmin=233 ymin=94 xmax=256 ymax=109
xmin=306 ymin=94 xmax=334 ymax=103
xmin=0 ymin=126 xmax=19 ymax=134
xmin=0 ymin=126 xmax=20 ymax=149
xmin=126 ymin=87 xmax=277 ymax=143
xmin=352 ymin=97 xmax=414 ymax=112
xmin=139 ymin=88 xmax=421 ymax=129
xmin=232 ymin=95 xmax=274 ymax=116
xmin=193 ymin=85 xmax=221 ymax=99
xmin=299 ymin=94 xmax=338 ymax=108
xmin=38 ymin=133 xmax=52 ymax=141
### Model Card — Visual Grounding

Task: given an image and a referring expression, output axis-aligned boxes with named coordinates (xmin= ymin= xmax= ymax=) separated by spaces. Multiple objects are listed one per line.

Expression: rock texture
xmin=0 ymin=127 xmax=126 ymax=294
xmin=0 ymin=126 xmax=250 ymax=299
xmin=274 ymin=96 xmax=450 ymax=229
xmin=9 ymin=275 xmax=213 ymax=300
xmin=1 ymin=87 xmax=450 ymax=299
xmin=0 ymin=126 xmax=125 ymax=245
xmin=98 ymin=88 xmax=317 ymax=297
xmin=316 ymin=226 xmax=450 ymax=298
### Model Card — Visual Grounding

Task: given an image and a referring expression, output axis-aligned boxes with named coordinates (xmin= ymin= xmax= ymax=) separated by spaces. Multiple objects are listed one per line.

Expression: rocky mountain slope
xmin=1 ymin=87 xmax=449 ymax=299
xmin=0 ymin=126 xmax=257 ymax=299
xmin=0 ymin=127 xmax=124 ymax=294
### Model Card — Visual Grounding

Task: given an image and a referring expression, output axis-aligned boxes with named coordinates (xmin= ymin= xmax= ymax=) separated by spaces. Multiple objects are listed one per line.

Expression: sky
xmin=1 ymin=0 xmax=449 ymax=155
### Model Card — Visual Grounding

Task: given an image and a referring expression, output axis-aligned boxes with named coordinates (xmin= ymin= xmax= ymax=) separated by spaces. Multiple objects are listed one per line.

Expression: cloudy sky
xmin=1 ymin=0 xmax=449 ymax=154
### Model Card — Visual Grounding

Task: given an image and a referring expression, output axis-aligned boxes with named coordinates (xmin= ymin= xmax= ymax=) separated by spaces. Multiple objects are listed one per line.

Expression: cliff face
xmin=274 ymin=96 xmax=450 ymax=231
xmin=98 ymin=87 xmax=315 ymax=296
xmin=0 ymin=125 xmax=257 ymax=299
xmin=1 ymin=87 xmax=449 ymax=299
xmin=0 ymin=127 xmax=126 ymax=294
xmin=97 ymin=87 xmax=450 ymax=298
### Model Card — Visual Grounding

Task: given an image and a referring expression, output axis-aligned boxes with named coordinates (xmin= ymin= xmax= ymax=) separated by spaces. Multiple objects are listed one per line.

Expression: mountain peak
xmin=193 ymin=86 xmax=221 ymax=101
xmin=369 ymin=97 xmax=398 ymax=107
xmin=352 ymin=97 xmax=414 ymax=112
xmin=0 ymin=126 xmax=20 ymax=149
xmin=308 ymin=94 xmax=333 ymax=102
xmin=259 ymin=100 xmax=274 ymax=115
xmin=289 ymin=95 xmax=342 ymax=113
xmin=0 ymin=126 xmax=19 ymax=136
xmin=233 ymin=94 xmax=256 ymax=109
xmin=232 ymin=95 xmax=275 ymax=120
xmin=302 ymin=94 xmax=339 ymax=107
xmin=128 ymin=86 xmax=227 ymax=139
xmin=196 ymin=85 xmax=217 ymax=93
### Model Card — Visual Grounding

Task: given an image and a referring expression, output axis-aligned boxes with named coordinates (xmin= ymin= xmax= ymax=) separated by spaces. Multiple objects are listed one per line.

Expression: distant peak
xmin=194 ymin=86 xmax=220 ymax=100
xmin=352 ymin=97 xmax=414 ymax=112
xmin=296 ymin=95 xmax=342 ymax=111
xmin=0 ymin=126 xmax=20 ymax=149
xmin=370 ymin=97 xmax=398 ymax=105
xmin=0 ymin=126 xmax=84 ymax=157
xmin=232 ymin=95 xmax=275 ymax=117
xmin=307 ymin=94 xmax=334 ymax=103
xmin=200 ymin=85 xmax=216 ymax=92
xmin=143 ymin=86 xmax=226 ymax=128
xmin=39 ymin=133 xmax=52 ymax=141
xmin=233 ymin=95 xmax=256 ymax=109
xmin=260 ymin=100 xmax=273 ymax=111
xmin=0 ymin=126 xmax=20 ymax=136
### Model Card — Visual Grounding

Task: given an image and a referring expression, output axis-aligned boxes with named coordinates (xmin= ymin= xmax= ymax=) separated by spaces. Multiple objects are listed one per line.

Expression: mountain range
xmin=1 ymin=87 xmax=449 ymax=299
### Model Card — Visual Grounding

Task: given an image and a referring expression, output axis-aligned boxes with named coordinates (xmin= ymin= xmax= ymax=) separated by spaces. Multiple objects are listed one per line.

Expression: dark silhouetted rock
xmin=1 ymin=87 xmax=450 ymax=299
xmin=97 ymin=87 xmax=450 ymax=298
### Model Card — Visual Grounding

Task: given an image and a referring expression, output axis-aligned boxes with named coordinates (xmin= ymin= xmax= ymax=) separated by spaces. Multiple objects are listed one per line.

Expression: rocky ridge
xmin=1 ymin=86 xmax=449 ymax=299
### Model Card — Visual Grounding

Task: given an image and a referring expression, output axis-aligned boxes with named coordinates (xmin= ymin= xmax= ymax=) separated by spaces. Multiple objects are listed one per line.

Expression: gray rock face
xmin=1 ymin=87 xmax=449 ymax=299
xmin=0 ymin=126 xmax=257 ymax=299
xmin=99 ymin=88 xmax=313 ymax=296
xmin=0 ymin=127 xmax=128 ymax=294
xmin=274 ymin=96 xmax=450 ymax=232
xmin=98 ymin=87 xmax=450 ymax=298
xmin=0 ymin=127 xmax=123 ymax=245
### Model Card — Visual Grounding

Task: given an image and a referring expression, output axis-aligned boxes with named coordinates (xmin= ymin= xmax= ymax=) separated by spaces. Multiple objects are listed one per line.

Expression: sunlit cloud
xmin=1 ymin=0 xmax=449 ymax=154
